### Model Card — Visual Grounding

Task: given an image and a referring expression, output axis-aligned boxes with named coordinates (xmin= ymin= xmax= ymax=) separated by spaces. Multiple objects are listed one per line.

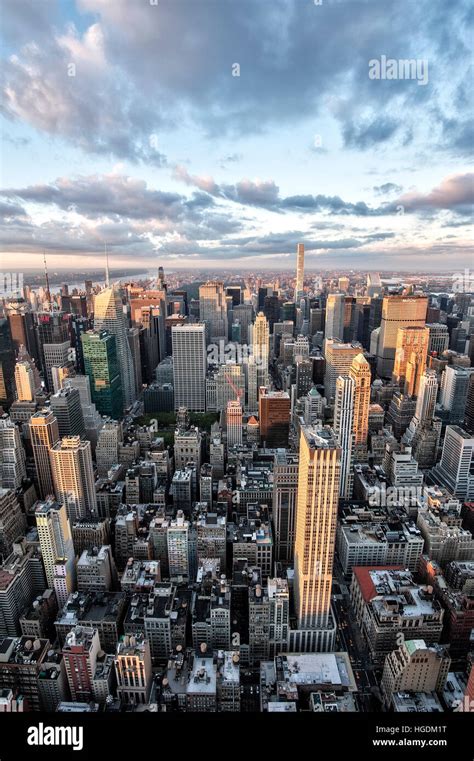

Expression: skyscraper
xmin=259 ymin=389 xmax=290 ymax=447
xmin=35 ymin=498 xmax=75 ymax=593
xmin=349 ymin=353 xmax=371 ymax=458
xmin=325 ymin=294 xmax=345 ymax=342
xmin=376 ymin=296 xmax=428 ymax=378
xmin=35 ymin=311 xmax=71 ymax=393
xmin=30 ymin=410 xmax=60 ymax=499
xmin=0 ymin=318 xmax=16 ymax=409
xmin=199 ymin=281 xmax=227 ymax=341
xmin=324 ymin=340 xmax=363 ymax=402
xmin=392 ymin=325 xmax=429 ymax=396
xmin=433 ymin=425 xmax=474 ymax=500
xmin=94 ymin=287 xmax=136 ymax=410
xmin=294 ymin=425 xmax=341 ymax=631
xmin=272 ymin=451 xmax=299 ymax=562
xmin=50 ymin=436 xmax=98 ymax=522
xmin=334 ymin=375 xmax=355 ymax=498
xmin=295 ymin=243 xmax=304 ymax=302
xmin=334 ymin=353 xmax=370 ymax=498
xmin=82 ymin=329 xmax=123 ymax=419
xmin=226 ymin=400 xmax=242 ymax=447
xmin=14 ymin=360 xmax=37 ymax=402
xmin=439 ymin=366 xmax=473 ymax=425
xmin=0 ymin=418 xmax=26 ymax=489
xmin=62 ymin=626 xmax=101 ymax=703
xmin=251 ymin=312 xmax=270 ymax=370
xmin=413 ymin=369 xmax=438 ymax=427
xmin=50 ymin=387 xmax=85 ymax=438
xmin=172 ymin=324 xmax=207 ymax=412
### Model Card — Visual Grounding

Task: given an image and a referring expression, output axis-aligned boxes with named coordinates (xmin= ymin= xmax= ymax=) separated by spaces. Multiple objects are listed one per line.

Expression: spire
xmin=43 ymin=250 xmax=52 ymax=309
xmin=105 ymin=241 xmax=110 ymax=288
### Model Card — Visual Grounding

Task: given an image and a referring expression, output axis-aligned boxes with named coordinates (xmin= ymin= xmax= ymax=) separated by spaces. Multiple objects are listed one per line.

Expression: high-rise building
xmin=167 ymin=511 xmax=191 ymax=579
xmin=226 ymin=400 xmax=242 ymax=447
xmin=272 ymin=452 xmax=299 ymax=563
xmin=252 ymin=312 xmax=270 ymax=370
xmin=376 ymin=296 xmax=428 ymax=378
xmin=30 ymin=410 xmax=60 ymax=499
xmin=50 ymin=437 xmax=98 ymax=522
xmin=215 ymin=363 xmax=245 ymax=410
xmin=381 ymin=640 xmax=450 ymax=705
xmin=93 ymin=287 xmax=136 ymax=410
xmin=114 ymin=634 xmax=152 ymax=706
xmin=432 ymin=426 xmax=474 ymax=500
xmin=427 ymin=323 xmax=449 ymax=356
xmin=0 ymin=317 xmax=15 ymax=409
xmin=0 ymin=489 xmax=26 ymax=559
xmin=294 ymin=425 xmax=341 ymax=630
xmin=62 ymin=626 xmax=101 ymax=702
xmin=43 ymin=341 xmax=72 ymax=393
xmin=324 ymin=340 xmax=363 ymax=402
xmin=95 ymin=420 xmax=123 ymax=477
xmin=0 ymin=418 xmax=26 ymax=489
xmin=172 ymin=324 xmax=207 ymax=412
xmin=259 ymin=389 xmax=290 ymax=447
xmin=325 ymin=294 xmax=345 ymax=341
xmin=82 ymin=330 xmax=123 ymax=419
xmin=50 ymin=387 xmax=85 ymax=438
xmin=392 ymin=325 xmax=429 ymax=396
xmin=295 ymin=243 xmax=304 ymax=302
xmin=35 ymin=498 xmax=75 ymax=594
xmin=413 ymin=370 xmax=439 ymax=427
xmin=439 ymin=366 xmax=473 ymax=425
xmin=6 ymin=301 xmax=39 ymax=361
xmin=14 ymin=361 xmax=37 ymax=402
xmin=334 ymin=375 xmax=355 ymax=499
xmin=199 ymin=281 xmax=227 ymax=341
xmin=77 ymin=546 xmax=117 ymax=592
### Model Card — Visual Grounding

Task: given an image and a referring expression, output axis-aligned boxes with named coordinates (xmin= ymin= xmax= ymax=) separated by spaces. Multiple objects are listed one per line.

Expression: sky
xmin=0 ymin=0 xmax=472 ymax=273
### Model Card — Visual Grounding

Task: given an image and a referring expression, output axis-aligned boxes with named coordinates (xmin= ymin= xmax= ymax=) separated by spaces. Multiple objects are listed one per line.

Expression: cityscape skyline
xmin=0 ymin=1 xmax=473 ymax=753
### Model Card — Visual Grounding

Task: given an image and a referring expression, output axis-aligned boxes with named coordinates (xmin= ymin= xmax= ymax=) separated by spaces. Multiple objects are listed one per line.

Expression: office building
xmin=272 ymin=451 xmax=299 ymax=562
xmin=376 ymin=296 xmax=428 ymax=378
xmin=0 ymin=489 xmax=26 ymax=560
xmin=393 ymin=325 xmax=429 ymax=396
xmin=115 ymin=634 xmax=152 ymax=706
xmin=226 ymin=400 xmax=243 ymax=447
xmin=35 ymin=499 xmax=75 ymax=594
xmin=50 ymin=437 xmax=98 ymax=522
xmin=325 ymin=294 xmax=345 ymax=342
xmin=381 ymin=640 xmax=450 ymax=704
xmin=432 ymin=426 xmax=474 ymax=500
xmin=294 ymin=426 xmax=341 ymax=633
xmin=172 ymin=324 xmax=207 ymax=411
xmin=82 ymin=329 xmax=123 ymax=419
xmin=259 ymin=389 xmax=290 ymax=448
xmin=94 ymin=287 xmax=136 ymax=410
xmin=199 ymin=281 xmax=227 ymax=342
xmin=62 ymin=625 xmax=101 ymax=702
xmin=29 ymin=411 xmax=60 ymax=499
xmin=50 ymin=387 xmax=85 ymax=438
xmin=0 ymin=418 xmax=26 ymax=489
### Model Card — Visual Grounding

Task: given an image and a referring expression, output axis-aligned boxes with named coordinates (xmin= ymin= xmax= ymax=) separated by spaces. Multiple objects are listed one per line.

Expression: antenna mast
xmin=105 ymin=242 xmax=110 ymax=288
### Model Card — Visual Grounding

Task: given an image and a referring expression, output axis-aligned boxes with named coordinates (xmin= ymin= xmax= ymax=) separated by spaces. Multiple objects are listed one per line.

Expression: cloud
xmin=373 ymin=182 xmax=403 ymax=196
xmin=1 ymin=0 xmax=471 ymax=162
xmin=395 ymin=173 xmax=474 ymax=214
